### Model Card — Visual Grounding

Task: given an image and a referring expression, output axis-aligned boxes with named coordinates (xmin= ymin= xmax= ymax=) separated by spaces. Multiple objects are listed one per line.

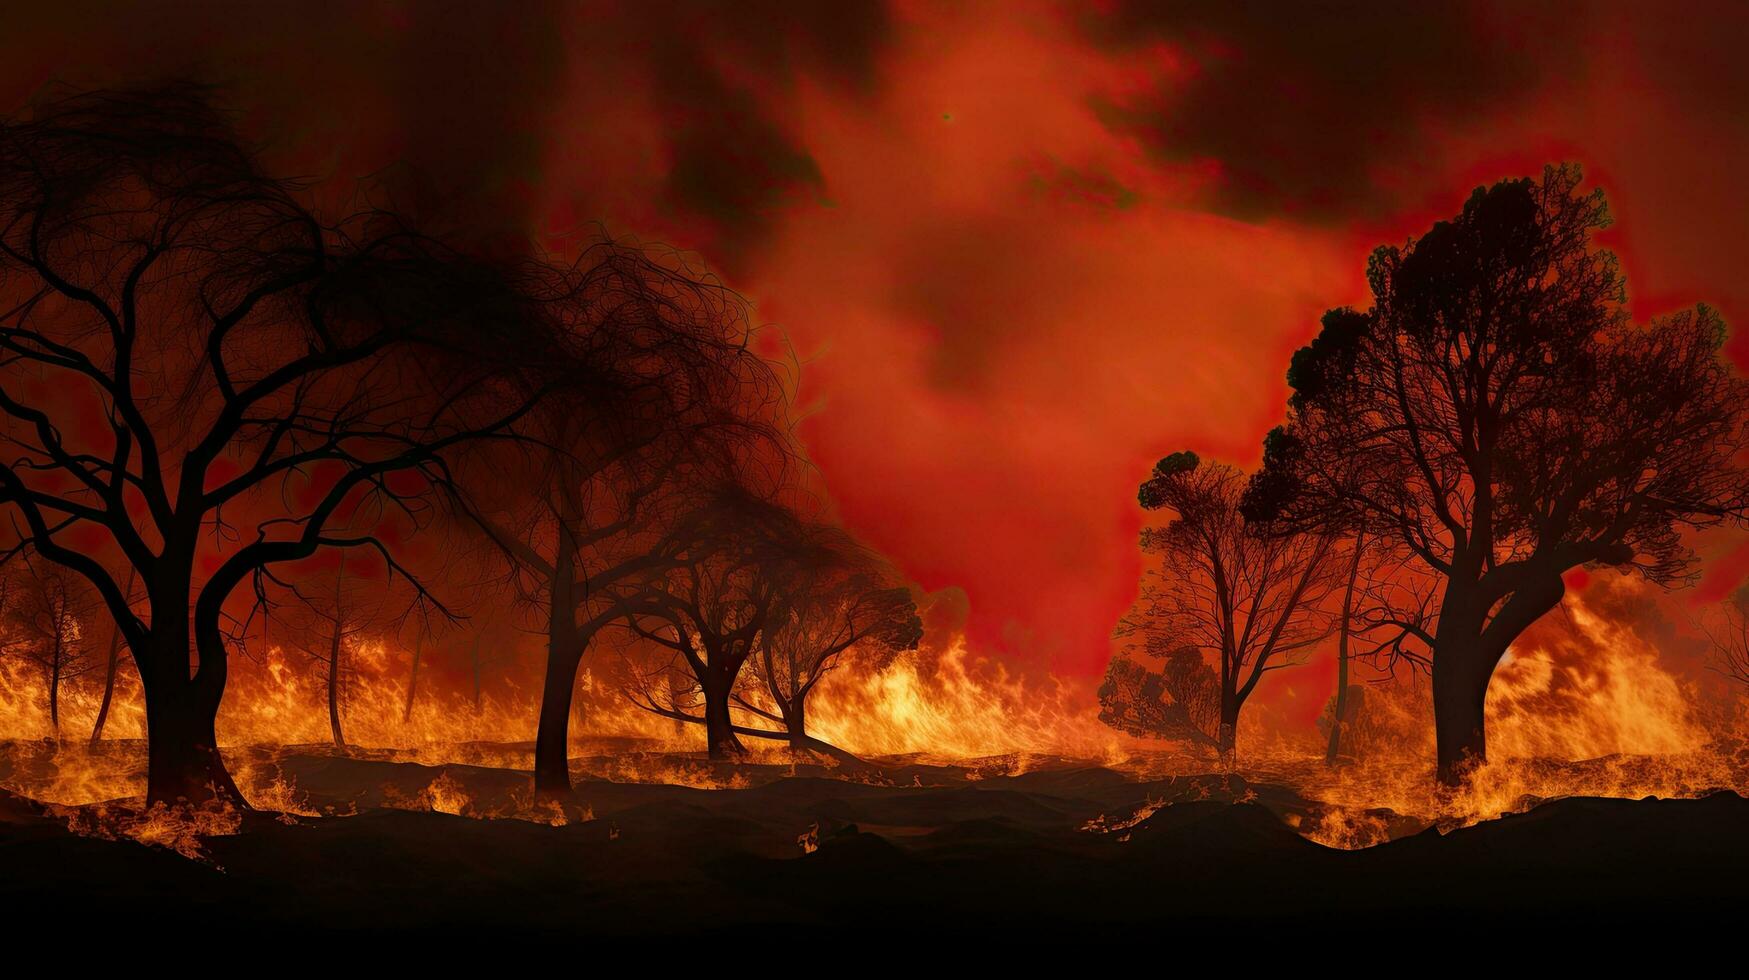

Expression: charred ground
xmin=4 ymin=743 xmax=1746 ymax=951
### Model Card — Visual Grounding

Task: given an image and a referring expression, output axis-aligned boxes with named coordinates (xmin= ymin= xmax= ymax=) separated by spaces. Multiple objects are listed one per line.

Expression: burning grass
xmin=6 ymin=733 xmax=1743 ymax=861
xmin=3 ymin=585 xmax=1746 ymax=856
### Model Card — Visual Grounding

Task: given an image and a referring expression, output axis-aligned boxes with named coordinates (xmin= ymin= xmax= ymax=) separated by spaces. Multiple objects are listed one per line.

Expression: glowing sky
xmin=8 ymin=0 xmax=1749 ymax=693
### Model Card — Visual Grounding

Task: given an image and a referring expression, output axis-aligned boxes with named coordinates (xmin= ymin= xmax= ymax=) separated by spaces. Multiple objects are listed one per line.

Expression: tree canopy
xmin=1246 ymin=164 xmax=1749 ymax=782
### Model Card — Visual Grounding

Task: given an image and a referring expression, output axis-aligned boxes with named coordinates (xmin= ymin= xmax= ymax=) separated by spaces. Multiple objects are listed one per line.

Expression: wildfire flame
xmin=1272 ymin=583 xmax=1747 ymax=845
xmin=1 ymin=579 xmax=1743 ymax=855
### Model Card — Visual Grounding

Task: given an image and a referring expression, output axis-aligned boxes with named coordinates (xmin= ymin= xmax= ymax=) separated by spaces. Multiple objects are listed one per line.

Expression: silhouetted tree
xmin=742 ymin=533 xmax=921 ymax=750
xmin=401 ymin=633 xmax=423 ymax=725
xmin=1117 ymin=451 xmax=1336 ymax=760
xmin=273 ymin=554 xmax=388 ymax=750
xmin=0 ymin=87 xmax=574 ymax=805
xmin=624 ymin=487 xmax=811 ymax=759
xmin=1247 ymin=165 xmax=1749 ymax=784
xmin=1323 ymin=532 xmax=1373 ymax=765
xmin=1698 ymin=587 xmax=1749 ymax=688
xmin=450 ymin=250 xmax=785 ymax=795
xmin=7 ymin=564 xmax=98 ymax=736
xmin=400 ymin=623 xmax=435 ymax=724
xmin=1244 ymin=415 xmax=1386 ymax=768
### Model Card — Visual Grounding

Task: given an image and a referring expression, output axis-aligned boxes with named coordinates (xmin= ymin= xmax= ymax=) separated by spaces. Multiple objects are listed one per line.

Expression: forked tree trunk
xmin=1429 ymin=574 xmax=1564 ymax=787
xmin=1326 ymin=667 xmax=1350 ymax=766
xmin=141 ymin=630 xmax=243 ymax=808
xmin=1431 ymin=641 xmax=1496 ymax=786
xmin=325 ymin=563 xmax=348 ymax=750
xmin=1430 ymin=582 xmax=1491 ymax=787
xmin=144 ymin=689 xmax=239 ymax=807
xmin=785 ymin=696 xmax=807 ymax=750
xmin=167 ymin=541 xmax=258 ymax=810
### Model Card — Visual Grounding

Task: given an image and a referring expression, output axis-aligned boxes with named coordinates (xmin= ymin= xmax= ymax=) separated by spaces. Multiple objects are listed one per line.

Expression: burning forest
xmin=3 ymin=0 xmax=1749 ymax=957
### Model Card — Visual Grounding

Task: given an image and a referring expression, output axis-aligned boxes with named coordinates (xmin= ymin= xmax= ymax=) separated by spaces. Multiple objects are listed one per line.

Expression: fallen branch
xmin=630 ymin=700 xmax=875 ymax=772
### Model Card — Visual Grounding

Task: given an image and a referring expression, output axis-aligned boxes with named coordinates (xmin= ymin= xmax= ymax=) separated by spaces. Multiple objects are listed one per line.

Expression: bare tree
xmin=1248 ymin=165 xmax=1749 ymax=784
xmin=1698 ymin=587 xmax=1749 ymax=688
xmin=0 ymin=87 xmax=576 ymax=805
xmin=624 ymin=486 xmax=809 ymax=759
xmin=271 ymin=554 xmax=387 ymax=751
xmin=7 ymin=564 xmax=99 ymax=736
xmin=741 ymin=532 xmax=921 ymax=750
xmin=620 ymin=515 xmax=916 ymax=766
xmin=450 ymin=245 xmax=788 ymax=796
xmin=1117 ymin=451 xmax=1337 ymax=760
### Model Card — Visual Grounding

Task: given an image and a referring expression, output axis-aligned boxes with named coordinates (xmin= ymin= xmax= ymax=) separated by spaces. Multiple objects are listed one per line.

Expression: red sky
xmin=8 ymin=0 xmax=1749 ymax=704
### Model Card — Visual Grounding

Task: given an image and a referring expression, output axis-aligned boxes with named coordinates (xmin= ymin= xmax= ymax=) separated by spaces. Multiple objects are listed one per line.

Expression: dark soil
xmin=3 ymin=751 xmax=1743 ymax=959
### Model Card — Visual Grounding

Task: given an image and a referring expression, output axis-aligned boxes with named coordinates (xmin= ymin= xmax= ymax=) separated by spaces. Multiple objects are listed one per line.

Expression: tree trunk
xmin=1431 ymin=638 xmax=1495 ymax=786
xmin=143 ymin=685 xmax=239 ymax=807
xmin=1429 ymin=579 xmax=1491 ymax=787
xmin=533 ymin=638 xmax=584 ymax=797
xmin=174 ymin=541 xmax=254 ymax=809
xmin=48 ymin=661 xmax=61 ymax=734
xmin=140 ymin=629 xmax=243 ymax=808
xmin=90 ymin=568 xmax=135 ymax=746
xmin=1326 ymin=672 xmax=1349 ymax=766
xmin=784 ymin=696 xmax=807 ymax=750
xmin=90 ymin=624 xmax=124 ymax=745
xmin=1217 ymin=693 xmax=1239 ymax=767
xmin=402 ymin=641 xmax=421 ymax=724
xmin=1326 ymin=533 xmax=1364 ymax=766
xmin=1430 ymin=573 xmax=1564 ymax=786
xmin=702 ymin=668 xmax=746 ymax=760
xmin=1216 ymin=641 xmax=1236 ymax=767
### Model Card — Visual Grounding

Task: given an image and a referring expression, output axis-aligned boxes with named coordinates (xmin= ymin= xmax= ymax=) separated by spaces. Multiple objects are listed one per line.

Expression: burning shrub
xmin=1097 ymin=646 xmax=1220 ymax=749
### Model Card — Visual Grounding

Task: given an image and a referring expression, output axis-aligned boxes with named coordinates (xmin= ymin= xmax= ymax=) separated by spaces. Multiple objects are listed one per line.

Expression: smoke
xmin=5 ymin=2 xmax=567 ymax=242
xmin=1077 ymin=0 xmax=1593 ymax=221
xmin=614 ymin=0 xmax=893 ymax=263
xmin=6 ymin=0 xmax=1749 ymax=686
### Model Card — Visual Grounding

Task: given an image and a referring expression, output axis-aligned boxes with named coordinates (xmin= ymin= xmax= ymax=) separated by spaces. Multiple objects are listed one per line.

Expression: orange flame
xmin=1 ymin=580 xmax=1743 ymax=855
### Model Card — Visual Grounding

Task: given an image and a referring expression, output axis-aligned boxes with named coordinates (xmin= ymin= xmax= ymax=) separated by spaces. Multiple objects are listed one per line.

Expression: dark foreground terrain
xmin=3 ymin=749 xmax=1746 ymax=957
